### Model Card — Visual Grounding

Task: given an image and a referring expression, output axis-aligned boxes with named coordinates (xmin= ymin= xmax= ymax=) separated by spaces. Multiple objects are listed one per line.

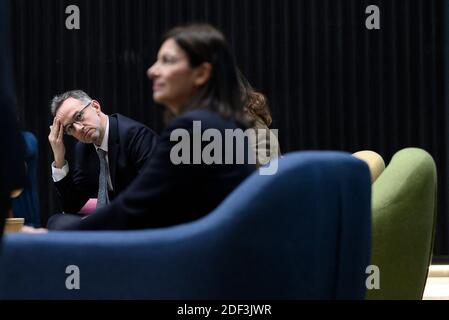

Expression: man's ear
xmin=91 ymin=100 xmax=101 ymax=114
xmin=193 ymin=62 xmax=212 ymax=87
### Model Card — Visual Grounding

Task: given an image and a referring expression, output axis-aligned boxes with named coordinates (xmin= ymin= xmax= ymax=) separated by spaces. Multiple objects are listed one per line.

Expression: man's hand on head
xmin=48 ymin=117 xmax=66 ymax=168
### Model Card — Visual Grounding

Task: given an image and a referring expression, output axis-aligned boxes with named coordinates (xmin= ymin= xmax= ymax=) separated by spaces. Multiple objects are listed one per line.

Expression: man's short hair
xmin=50 ymin=90 xmax=92 ymax=116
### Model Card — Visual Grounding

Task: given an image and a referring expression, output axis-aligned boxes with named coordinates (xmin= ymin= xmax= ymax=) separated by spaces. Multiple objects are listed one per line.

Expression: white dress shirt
xmin=52 ymin=118 xmax=113 ymax=191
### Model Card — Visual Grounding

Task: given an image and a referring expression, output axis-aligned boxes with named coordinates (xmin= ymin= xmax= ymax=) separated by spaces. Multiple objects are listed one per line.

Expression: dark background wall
xmin=9 ymin=0 xmax=449 ymax=256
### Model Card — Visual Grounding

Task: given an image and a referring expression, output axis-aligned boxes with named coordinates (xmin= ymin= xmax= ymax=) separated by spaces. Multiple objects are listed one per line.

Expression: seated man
xmin=48 ymin=90 xmax=157 ymax=215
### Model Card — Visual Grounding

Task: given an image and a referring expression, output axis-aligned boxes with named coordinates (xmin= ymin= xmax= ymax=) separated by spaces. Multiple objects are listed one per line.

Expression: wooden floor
xmin=423 ymin=265 xmax=449 ymax=300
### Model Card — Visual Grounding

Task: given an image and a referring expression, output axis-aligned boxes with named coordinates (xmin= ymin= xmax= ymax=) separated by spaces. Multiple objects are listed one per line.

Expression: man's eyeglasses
xmin=63 ymin=101 xmax=92 ymax=136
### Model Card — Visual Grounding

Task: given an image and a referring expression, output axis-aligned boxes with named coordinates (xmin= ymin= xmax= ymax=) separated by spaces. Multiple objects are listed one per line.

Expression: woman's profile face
xmin=147 ymin=38 xmax=200 ymax=114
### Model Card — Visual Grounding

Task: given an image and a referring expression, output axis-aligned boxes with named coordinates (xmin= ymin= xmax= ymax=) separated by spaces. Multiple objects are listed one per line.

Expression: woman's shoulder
xmin=252 ymin=114 xmax=269 ymax=130
xmin=177 ymin=109 xmax=223 ymax=121
xmin=169 ymin=110 xmax=237 ymax=131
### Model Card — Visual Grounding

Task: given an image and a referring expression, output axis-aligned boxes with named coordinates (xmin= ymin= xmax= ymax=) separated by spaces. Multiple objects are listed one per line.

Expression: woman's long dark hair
xmin=237 ymin=69 xmax=273 ymax=127
xmin=162 ymin=24 xmax=250 ymax=128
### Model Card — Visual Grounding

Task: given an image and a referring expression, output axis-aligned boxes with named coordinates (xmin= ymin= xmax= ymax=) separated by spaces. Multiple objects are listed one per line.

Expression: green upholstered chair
xmin=366 ymin=148 xmax=437 ymax=300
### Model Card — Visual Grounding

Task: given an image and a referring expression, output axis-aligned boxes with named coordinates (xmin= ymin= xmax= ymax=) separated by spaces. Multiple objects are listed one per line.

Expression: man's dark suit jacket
xmin=48 ymin=110 xmax=256 ymax=230
xmin=53 ymin=114 xmax=157 ymax=213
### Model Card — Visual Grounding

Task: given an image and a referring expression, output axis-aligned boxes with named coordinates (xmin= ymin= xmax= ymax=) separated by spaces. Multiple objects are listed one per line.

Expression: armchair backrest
xmin=366 ymin=148 xmax=437 ymax=299
xmin=352 ymin=150 xmax=385 ymax=183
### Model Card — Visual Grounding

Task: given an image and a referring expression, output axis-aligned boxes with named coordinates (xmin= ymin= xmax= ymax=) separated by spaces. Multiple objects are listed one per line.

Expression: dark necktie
xmin=96 ymin=149 xmax=110 ymax=208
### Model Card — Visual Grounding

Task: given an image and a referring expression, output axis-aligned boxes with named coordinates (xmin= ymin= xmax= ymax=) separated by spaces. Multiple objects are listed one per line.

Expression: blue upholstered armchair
xmin=0 ymin=151 xmax=372 ymax=299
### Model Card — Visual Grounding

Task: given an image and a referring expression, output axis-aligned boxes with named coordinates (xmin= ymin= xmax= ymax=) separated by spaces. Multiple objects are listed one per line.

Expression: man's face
xmin=55 ymin=98 xmax=104 ymax=144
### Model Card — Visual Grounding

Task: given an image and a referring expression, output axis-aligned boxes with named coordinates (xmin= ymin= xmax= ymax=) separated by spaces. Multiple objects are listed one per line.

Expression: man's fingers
xmin=49 ymin=119 xmax=59 ymax=140
xmin=53 ymin=119 xmax=60 ymax=137
xmin=58 ymin=122 xmax=64 ymax=140
xmin=48 ymin=125 xmax=54 ymax=140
